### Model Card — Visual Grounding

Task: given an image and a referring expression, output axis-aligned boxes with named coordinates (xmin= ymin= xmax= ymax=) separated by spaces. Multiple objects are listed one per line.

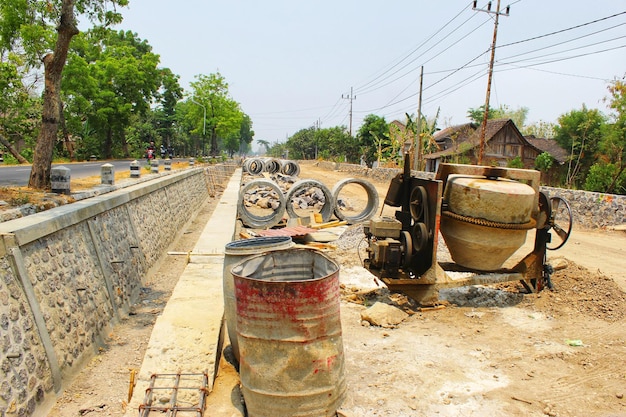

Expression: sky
xmin=115 ymin=1 xmax=626 ymax=148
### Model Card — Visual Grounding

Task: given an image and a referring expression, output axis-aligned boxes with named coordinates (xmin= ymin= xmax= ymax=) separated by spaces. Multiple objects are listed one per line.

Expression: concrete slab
xmin=124 ymin=168 xmax=244 ymax=416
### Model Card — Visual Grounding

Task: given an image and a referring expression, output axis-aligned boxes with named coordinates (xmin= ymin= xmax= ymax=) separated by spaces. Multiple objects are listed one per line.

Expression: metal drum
xmin=223 ymin=236 xmax=294 ymax=363
xmin=231 ymin=249 xmax=346 ymax=417
xmin=441 ymin=174 xmax=536 ymax=271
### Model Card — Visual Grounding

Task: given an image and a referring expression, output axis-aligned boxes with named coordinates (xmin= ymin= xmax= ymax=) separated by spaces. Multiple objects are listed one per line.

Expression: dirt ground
xmin=45 ymin=162 xmax=625 ymax=417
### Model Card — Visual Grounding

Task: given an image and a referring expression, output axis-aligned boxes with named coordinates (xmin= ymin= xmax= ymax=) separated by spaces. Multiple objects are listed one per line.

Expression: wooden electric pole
xmin=473 ymin=0 xmax=509 ymax=165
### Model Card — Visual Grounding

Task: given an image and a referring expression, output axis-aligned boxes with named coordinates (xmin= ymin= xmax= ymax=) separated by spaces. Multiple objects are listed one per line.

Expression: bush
xmin=584 ymin=162 xmax=625 ymax=194
xmin=507 ymin=156 xmax=524 ymax=168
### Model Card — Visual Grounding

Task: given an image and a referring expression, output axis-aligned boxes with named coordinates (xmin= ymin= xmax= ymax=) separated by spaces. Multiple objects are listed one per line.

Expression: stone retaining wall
xmin=0 ymin=163 xmax=236 ymax=417
xmin=306 ymin=160 xmax=626 ymax=229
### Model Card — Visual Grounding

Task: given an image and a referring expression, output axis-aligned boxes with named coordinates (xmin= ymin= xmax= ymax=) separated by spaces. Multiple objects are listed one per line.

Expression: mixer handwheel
xmin=546 ymin=196 xmax=573 ymax=250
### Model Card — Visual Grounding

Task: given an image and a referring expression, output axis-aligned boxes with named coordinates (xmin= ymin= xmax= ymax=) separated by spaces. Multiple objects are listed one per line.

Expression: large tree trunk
xmin=28 ymin=0 xmax=79 ymax=190
xmin=0 ymin=134 xmax=29 ymax=164
xmin=104 ymin=125 xmax=113 ymax=159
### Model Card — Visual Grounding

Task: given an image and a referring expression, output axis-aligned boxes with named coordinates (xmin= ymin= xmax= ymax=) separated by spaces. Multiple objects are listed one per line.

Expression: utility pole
xmin=413 ymin=66 xmax=424 ymax=171
xmin=473 ymin=0 xmax=509 ymax=165
xmin=315 ymin=118 xmax=320 ymax=159
xmin=342 ymin=87 xmax=356 ymax=136
xmin=190 ymin=96 xmax=206 ymax=156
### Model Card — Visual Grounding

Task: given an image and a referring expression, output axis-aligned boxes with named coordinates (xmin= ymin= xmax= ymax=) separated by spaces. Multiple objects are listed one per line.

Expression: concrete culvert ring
xmin=244 ymin=158 xmax=264 ymax=175
xmin=281 ymin=160 xmax=300 ymax=176
xmin=238 ymin=179 xmax=286 ymax=228
xmin=285 ymin=179 xmax=334 ymax=223
xmin=332 ymin=178 xmax=379 ymax=224
xmin=264 ymin=158 xmax=282 ymax=174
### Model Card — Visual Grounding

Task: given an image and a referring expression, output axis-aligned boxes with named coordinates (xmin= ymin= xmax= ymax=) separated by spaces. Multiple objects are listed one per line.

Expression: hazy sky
xmin=115 ymin=1 xmax=626 ymax=145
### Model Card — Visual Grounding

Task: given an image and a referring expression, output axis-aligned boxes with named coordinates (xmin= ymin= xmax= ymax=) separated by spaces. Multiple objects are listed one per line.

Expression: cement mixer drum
xmin=440 ymin=174 xmax=537 ymax=271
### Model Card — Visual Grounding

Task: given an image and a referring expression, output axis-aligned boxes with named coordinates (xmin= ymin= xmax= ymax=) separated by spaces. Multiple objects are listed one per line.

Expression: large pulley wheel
xmin=409 ymin=186 xmax=427 ymax=221
xmin=546 ymin=196 xmax=573 ymax=250
xmin=411 ymin=222 xmax=429 ymax=253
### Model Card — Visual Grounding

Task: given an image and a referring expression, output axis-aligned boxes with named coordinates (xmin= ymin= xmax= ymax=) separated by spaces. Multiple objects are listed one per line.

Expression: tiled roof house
xmin=424 ymin=118 xmax=547 ymax=172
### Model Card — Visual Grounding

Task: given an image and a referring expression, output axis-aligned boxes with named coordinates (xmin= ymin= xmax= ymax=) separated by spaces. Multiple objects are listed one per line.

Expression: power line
xmin=357 ymin=17 xmax=491 ymax=98
xmin=498 ymin=10 xmax=626 ymax=48
xmin=356 ymin=9 xmax=625 ymax=119
xmin=353 ymin=3 xmax=472 ymax=94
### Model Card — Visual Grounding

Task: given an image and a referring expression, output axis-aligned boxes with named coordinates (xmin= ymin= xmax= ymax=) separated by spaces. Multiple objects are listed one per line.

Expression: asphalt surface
xmin=0 ymin=159 xmax=187 ymax=186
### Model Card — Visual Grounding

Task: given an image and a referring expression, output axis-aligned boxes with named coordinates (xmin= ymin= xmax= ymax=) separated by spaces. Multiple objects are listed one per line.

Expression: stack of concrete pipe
xmin=237 ymin=174 xmax=379 ymax=229
xmin=242 ymin=158 xmax=300 ymax=177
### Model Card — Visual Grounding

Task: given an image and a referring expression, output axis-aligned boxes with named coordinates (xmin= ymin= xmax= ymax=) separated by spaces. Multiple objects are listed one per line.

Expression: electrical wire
xmin=353 ymin=2 xmax=472 ymax=95
xmin=498 ymin=10 xmax=626 ymax=49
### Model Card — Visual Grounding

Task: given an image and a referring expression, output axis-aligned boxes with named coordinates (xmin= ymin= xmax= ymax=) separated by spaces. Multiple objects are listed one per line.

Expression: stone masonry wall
xmin=308 ymin=160 xmax=626 ymax=229
xmin=0 ymin=164 xmax=236 ymax=417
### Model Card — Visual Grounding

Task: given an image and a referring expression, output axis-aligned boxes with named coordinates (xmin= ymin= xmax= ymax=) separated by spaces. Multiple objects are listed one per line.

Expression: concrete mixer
xmin=363 ymin=155 xmax=573 ymax=305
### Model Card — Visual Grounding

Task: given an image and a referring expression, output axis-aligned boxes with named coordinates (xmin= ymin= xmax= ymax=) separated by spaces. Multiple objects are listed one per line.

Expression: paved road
xmin=0 ymin=159 xmax=181 ymax=186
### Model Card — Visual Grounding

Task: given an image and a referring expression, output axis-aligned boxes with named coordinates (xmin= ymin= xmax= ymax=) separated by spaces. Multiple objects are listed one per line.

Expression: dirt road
xmin=48 ymin=162 xmax=626 ymax=417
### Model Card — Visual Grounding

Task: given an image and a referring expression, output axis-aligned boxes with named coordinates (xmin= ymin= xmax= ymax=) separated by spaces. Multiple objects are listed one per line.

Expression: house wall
xmin=0 ymin=164 xmax=236 ymax=417
xmin=484 ymin=125 xmax=539 ymax=168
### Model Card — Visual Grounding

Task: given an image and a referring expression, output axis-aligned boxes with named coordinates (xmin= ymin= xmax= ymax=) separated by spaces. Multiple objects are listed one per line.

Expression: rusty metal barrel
xmin=223 ymin=236 xmax=294 ymax=363
xmin=231 ymin=248 xmax=346 ymax=417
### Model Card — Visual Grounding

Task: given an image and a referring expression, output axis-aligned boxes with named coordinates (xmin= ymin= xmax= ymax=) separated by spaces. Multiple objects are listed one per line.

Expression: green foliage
xmin=554 ymin=105 xmax=606 ymax=188
xmin=62 ymin=29 xmax=165 ymax=159
xmin=189 ymin=72 xmax=244 ymax=157
xmin=357 ymin=114 xmax=388 ymax=167
xmin=286 ymin=127 xmax=316 ymax=159
xmin=0 ymin=59 xmax=41 ymax=154
xmin=467 ymin=104 xmax=528 ymax=127
xmin=584 ymin=162 xmax=625 ymax=194
xmin=534 ymin=152 xmax=554 ymax=172
xmin=522 ymin=121 xmax=556 ymax=138
xmin=599 ymin=78 xmax=626 ymax=194
xmin=507 ymin=156 xmax=524 ymax=168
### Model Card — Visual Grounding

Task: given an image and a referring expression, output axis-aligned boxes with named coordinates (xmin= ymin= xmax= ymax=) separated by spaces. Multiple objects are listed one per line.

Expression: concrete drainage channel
xmin=238 ymin=158 xmax=380 ymax=229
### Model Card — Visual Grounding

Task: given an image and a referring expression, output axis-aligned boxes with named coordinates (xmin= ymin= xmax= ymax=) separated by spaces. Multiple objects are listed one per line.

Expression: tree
xmin=154 ymin=68 xmax=183 ymax=151
xmin=467 ymin=104 xmax=528 ymax=128
xmin=189 ymin=73 xmax=242 ymax=157
xmin=62 ymin=29 xmax=163 ymax=159
xmin=0 ymin=0 xmax=129 ymax=189
xmin=599 ymin=77 xmax=626 ymax=193
xmin=286 ymin=127 xmax=316 ymax=159
xmin=256 ymin=139 xmax=270 ymax=154
xmin=237 ymin=113 xmax=254 ymax=156
xmin=522 ymin=120 xmax=556 ymax=138
xmin=0 ymin=60 xmax=37 ymax=163
xmin=554 ymin=105 xmax=606 ymax=188
xmin=357 ymin=114 xmax=388 ymax=167
xmin=584 ymin=162 xmax=625 ymax=194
